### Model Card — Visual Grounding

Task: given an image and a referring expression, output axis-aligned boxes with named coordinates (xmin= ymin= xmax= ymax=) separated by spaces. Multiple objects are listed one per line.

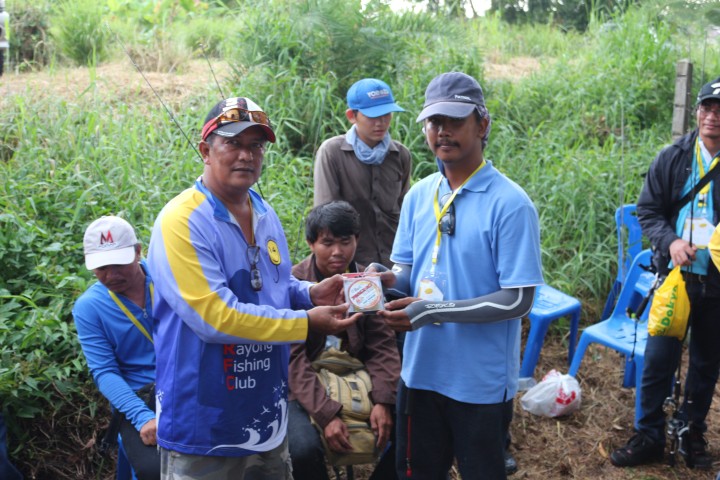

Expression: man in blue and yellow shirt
xmin=147 ymin=97 xmax=359 ymax=479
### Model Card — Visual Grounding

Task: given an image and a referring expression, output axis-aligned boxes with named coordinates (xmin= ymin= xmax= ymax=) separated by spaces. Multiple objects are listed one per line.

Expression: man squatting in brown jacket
xmin=287 ymin=201 xmax=401 ymax=479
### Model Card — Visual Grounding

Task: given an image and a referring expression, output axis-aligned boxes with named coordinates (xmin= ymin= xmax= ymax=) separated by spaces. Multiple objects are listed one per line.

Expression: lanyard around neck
xmin=247 ymin=196 xmax=256 ymax=246
xmin=109 ymin=283 xmax=154 ymax=345
xmin=695 ymin=138 xmax=720 ymax=196
xmin=431 ymin=161 xmax=486 ymax=265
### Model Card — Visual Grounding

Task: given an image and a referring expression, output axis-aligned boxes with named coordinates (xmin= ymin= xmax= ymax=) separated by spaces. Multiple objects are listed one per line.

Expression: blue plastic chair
xmin=569 ymin=249 xmax=655 ymax=427
xmin=601 ymin=204 xmax=644 ymax=319
xmin=117 ymin=434 xmax=138 ymax=480
xmin=519 ymin=284 xmax=582 ymax=379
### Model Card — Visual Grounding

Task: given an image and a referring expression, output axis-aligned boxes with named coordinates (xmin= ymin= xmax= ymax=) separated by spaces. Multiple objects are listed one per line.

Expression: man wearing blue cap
xmin=377 ymin=72 xmax=543 ymax=479
xmin=314 ymin=78 xmax=411 ymax=269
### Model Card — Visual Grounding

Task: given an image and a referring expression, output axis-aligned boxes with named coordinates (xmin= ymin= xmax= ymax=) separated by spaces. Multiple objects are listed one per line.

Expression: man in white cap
xmin=377 ymin=72 xmax=543 ymax=479
xmin=148 ymin=96 xmax=359 ymax=479
xmin=314 ymin=78 xmax=411 ymax=269
xmin=73 ymin=216 xmax=159 ymax=479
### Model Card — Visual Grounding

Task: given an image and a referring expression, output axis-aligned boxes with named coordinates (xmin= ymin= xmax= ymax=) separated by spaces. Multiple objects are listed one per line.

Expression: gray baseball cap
xmin=416 ymin=72 xmax=485 ymax=122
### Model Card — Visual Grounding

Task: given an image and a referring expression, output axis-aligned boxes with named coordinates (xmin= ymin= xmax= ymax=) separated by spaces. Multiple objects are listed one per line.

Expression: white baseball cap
xmin=83 ymin=216 xmax=138 ymax=270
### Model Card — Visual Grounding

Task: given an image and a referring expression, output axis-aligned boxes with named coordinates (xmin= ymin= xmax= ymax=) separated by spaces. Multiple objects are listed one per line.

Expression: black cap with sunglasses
xmin=201 ymin=97 xmax=276 ymax=143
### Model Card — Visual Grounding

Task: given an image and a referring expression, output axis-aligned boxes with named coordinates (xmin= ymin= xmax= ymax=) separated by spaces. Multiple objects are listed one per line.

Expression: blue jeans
xmin=395 ymin=380 xmax=512 ymax=480
xmin=0 ymin=413 xmax=22 ymax=480
xmin=638 ymin=279 xmax=720 ymax=444
xmin=287 ymin=400 xmax=397 ymax=480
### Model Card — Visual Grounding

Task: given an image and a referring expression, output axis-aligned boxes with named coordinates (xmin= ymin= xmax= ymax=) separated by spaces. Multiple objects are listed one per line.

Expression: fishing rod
xmin=199 ymin=43 xmax=268 ymax=200
xmin=196 ymin=41 xmax=266 ymax=200
xmin=664 ymin=135 xmax=700 ymax=468
xmin=200 ymin=43 xmax=226 ymax=100
xmin=198 ymin=42 xmax=267 ymax=202
xmin=112 ymin=26 xmax=272 ymax=201
xmin=107 ymin=24 xmax=202 ymax=163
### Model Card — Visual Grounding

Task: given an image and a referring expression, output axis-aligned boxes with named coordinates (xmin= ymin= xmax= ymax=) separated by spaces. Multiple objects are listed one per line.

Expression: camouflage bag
xmin=311 ymin=348 xmax=378 ymax=466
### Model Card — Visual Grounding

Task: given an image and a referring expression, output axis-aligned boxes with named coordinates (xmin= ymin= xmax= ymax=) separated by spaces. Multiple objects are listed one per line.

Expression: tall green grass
xmin=49 ymin=0 xmax=111 ymax=66
xmin=1 ymin=1 xmax=720 ymax=476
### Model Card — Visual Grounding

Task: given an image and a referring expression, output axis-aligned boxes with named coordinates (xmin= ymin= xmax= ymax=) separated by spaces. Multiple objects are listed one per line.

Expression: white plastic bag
xmin=520 ymin=369 xmax=581 ymax=417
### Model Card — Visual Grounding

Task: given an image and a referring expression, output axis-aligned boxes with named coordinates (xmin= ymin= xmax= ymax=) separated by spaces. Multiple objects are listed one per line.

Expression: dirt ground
xmin=0 ymin=55 xmax=542 ymax=106
xmin=4 ymin=60 xmax=720 ymax=480
xmin=340 ymin=324 xmax=720 ymax=480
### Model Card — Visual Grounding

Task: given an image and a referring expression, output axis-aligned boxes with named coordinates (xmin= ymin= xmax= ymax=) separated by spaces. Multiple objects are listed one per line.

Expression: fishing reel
xmin=663 ymin=396 xmax=684 ymax=467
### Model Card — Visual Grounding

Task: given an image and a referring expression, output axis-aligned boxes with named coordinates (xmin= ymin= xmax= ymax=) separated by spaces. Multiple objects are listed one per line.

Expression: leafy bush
xmin=5 ymin=0 xmax=53 ymax=71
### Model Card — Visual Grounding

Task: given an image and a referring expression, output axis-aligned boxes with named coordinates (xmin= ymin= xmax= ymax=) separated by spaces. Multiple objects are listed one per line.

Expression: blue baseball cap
xmin=346 ymin=79 xmax=405 ymax=118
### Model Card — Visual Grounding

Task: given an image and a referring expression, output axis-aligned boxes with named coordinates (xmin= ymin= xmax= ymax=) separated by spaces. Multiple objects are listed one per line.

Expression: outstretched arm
xmin=365 ymin=262 xmax=412 ymax=299
xmin=379 ymin=286 xmax=536 ymax=331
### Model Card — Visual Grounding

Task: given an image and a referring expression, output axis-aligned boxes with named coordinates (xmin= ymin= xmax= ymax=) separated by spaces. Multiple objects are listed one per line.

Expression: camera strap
xmin=671 ymin=159 xmax=720 ymax=216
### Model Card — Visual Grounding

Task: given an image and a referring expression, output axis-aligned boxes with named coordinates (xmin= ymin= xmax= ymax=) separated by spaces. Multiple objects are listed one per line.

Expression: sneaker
xmin=504 ymin=449 xmax=518 ymax=476
xmin=679 ymin=428 xmax=713 ymax=470
xmin=610 ymin=432 xmax=664 ymax=467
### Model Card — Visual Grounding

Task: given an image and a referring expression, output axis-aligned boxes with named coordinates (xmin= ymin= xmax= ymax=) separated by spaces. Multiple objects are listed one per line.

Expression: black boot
xmin=610 ymin=432 xmax=664 ymax=467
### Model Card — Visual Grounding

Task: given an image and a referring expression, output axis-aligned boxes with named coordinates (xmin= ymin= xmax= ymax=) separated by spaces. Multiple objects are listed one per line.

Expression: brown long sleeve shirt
xmin=313 ymin=135 xmax=411 ymax=268
xmin=289 ymin=255 xmax=401 ymax=428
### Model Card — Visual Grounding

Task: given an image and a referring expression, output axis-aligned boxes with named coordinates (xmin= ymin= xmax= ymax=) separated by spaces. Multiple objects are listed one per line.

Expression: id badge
xmin=682 ymin=217 xmax=715 ymax=248
xmin=417 ymin=269 xmax=447 ymax=301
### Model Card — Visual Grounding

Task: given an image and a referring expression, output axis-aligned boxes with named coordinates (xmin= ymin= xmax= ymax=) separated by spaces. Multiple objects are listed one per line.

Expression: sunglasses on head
xmin=201 ymin=107 xmax=271 ymax=141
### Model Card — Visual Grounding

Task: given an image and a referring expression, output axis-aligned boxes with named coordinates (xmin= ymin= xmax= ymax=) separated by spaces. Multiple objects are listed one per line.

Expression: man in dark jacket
xmin=288 ymin=201 xmax=401 ymax=480
xmin=611 ymin=76 xmax=720 ymax=470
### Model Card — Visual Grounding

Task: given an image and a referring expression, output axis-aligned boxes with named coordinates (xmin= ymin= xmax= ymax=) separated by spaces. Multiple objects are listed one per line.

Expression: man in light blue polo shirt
xmin=378 ymin=72 xmax=544 ymax=480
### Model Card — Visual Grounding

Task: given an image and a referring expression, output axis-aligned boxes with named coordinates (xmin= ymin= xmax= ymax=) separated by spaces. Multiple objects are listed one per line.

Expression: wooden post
xmin=672 ymin=60 xmax=693 ymax=140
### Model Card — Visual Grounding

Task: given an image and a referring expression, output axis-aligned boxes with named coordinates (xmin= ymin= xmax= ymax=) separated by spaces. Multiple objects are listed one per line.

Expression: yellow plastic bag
xmin=709 ymin=225 xmax=720 ymax=271
xmin=648 ymin=266 xmax=690 ymax=340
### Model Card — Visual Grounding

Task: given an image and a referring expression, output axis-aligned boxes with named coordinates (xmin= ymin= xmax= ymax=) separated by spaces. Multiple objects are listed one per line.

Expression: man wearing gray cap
xmin=148 ymin=97 xmax=360 ymax=479
xmin=376 ymin=72 xmax=543 ymax=479
xmin=611 ymin=76 xmax=720 ymax=470
xmin=73 ymin=216 xmax=159 ymax=479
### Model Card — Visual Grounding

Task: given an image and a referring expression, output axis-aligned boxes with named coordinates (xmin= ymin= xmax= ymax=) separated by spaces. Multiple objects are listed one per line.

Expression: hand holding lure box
xmin=342 ymin=273 xmax=385 ymax=313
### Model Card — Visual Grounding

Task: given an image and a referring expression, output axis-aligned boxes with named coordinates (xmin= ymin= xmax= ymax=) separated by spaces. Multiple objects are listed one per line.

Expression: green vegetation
xmin=1 ymin=0 xmax=719 ymax=477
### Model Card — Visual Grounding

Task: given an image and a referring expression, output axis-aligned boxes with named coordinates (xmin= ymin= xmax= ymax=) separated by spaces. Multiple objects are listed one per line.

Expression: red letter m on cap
xmin=100 ymin=231 xmax=114 ymax=244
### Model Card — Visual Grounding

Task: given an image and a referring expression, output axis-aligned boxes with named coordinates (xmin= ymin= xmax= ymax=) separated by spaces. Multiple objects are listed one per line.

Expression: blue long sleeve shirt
xmin=72 ymin=261 xmax=155 ymax=431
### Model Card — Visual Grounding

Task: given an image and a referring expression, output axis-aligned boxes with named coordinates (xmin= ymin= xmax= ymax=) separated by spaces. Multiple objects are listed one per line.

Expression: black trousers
xmin=119 ymin=416 xmax=160 ymax=480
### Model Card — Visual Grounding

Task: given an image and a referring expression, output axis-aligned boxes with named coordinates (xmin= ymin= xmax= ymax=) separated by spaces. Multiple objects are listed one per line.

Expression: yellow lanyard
xmin=109 ymin=283 xmax=154 ymax=345
xmin=431 ymin=161 xmax=486 ymax=265
xmin=695 ymin=138 xmax=720 ymax=196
